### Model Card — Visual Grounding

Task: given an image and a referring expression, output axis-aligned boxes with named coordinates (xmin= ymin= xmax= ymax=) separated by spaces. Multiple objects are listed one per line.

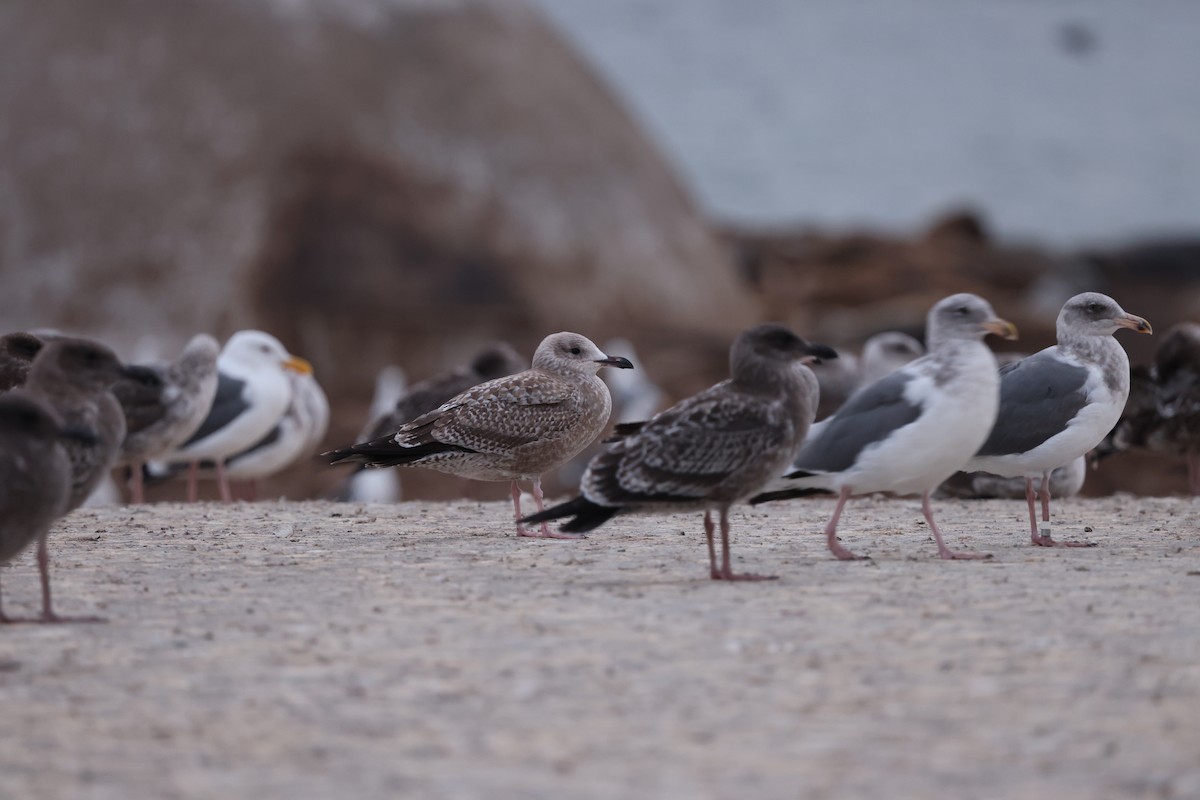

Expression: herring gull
xmin=752 ymin=294 xmax=1018 ymax=561
xmin=965 ymin=293 xmax=1151 ymax=545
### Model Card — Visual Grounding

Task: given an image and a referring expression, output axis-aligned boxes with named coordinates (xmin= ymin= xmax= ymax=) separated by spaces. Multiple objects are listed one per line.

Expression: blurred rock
xmin=0 ymin=0 xmax=757 ymax=499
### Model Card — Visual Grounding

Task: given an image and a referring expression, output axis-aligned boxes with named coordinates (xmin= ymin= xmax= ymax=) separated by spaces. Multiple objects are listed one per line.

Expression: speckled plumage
xmin=359 ymin=343 xmax=526 ymax=441
xmin=328 ymin=332 xmax=632 ymax=538
xmin=521 ymin=324 xmax=836 ymax=579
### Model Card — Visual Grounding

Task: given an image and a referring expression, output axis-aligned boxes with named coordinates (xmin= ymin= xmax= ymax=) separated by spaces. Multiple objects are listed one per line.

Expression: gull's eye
xmin=569 ymin=346 xmax=581 ymax=355
xmin=955 ymin=306 xmax=970 ymax=316
xmin=1087 ymin=302 xmax=1103 ymax=314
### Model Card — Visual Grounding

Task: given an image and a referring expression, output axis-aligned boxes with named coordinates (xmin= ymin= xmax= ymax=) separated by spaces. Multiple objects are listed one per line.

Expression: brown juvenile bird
xmin=522 ymin=324 xmax=836 ymax=580
xmin=328 ymin=332 xmax=632 ymax=538
xmin=0 ymin=331 xmax=45 ymax=391
xmin=0 ymin=391 xmax=100 ymax=623
xmin=24 ymin=338 xmax=140 ymax=512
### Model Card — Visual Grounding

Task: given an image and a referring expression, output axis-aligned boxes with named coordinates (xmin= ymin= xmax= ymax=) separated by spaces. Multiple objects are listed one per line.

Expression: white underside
xmin=776 ymin=346 xmax=1000 ymax=497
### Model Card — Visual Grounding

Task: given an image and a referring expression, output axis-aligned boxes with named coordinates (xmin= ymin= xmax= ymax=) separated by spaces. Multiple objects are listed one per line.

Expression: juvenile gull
xmin=327 ymin=332 xmax=632 ymax=538
xmin=359 ymin=343 xmax=526 ymax=442
xmin=168 ymin=331 xmax=312 ymax=503
xmin=24 ymin=338 xmax=139 ymax=513
xmin=965 ymin=293 xmax=1151 ymax=546
xmin=752 ymin=294 xmax=1018 ymax=561
xmin=0 ymin=332 xmax=45 ymax=391
xmin=115 ymin=334 xmax=221 ymax=503
xmin=522 ymin=324 xmax=835 ymax=580
xmin=0 ymin=392 xmax=102 ymax=623
xmin=1093 ymin=323 xmax=1200 ymax=495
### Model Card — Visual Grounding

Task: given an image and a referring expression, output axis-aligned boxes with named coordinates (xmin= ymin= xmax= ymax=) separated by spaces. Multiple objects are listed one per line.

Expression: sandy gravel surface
xmin=2 ymin=495 xmax=1199 ymax=800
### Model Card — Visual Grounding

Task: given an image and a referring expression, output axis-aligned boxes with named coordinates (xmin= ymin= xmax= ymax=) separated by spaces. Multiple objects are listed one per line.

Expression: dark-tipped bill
xmin=982 ymin=318 xmax=1019 ymax=341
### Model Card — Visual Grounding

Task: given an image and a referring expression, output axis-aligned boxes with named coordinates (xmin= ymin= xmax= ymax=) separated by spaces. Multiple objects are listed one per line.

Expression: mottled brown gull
xmin=752 ymin=294 xmax=1018 ymax=561
xmin=963 ymin=292 xmax=1151 ymax=546
xmin=114 ymin=333 xmax=220 ymax=503
xmin=327 ymin=332 xmax=632 ymax=538
xmin=521 ymin=324 xmax=836 ymax=580
xmin=24 ymin=338 xmax=140 ymax=514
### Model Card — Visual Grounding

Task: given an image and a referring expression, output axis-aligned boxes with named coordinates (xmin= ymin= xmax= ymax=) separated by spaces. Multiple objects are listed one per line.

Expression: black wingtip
xmin=749 ymin=486 xmax=833 ymax=505
xmin=520 ymin=495 xmax=620 ymax=533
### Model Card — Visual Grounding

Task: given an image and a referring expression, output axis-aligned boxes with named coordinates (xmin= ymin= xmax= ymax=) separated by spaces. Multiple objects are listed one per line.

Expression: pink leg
xmin=1031 ymin=471 xmax=1094 ymax=547
xmin=704 ymin=511 xmax=720 ymax=579
xmin=187 ymin=462 xmax=199 ymax=503
xmin=0 ymin=573 xmax=9 ymax=624
xmin=513 ymin=478 xmax=585 ymax=540
xmin=714 ymin=506 xmax=777 ymax=581
xmin=923 ymin=491 xmax=990 ymax=560
xmin=825 ymin=487 xmax=863 ymax=560
xmin=1025 ymin=477 xmax=1044 ymax=545
xmin=34 ymin=535 xmax=103 ymax=624
xmin=216 ymin=462 xmax=233 ymax=504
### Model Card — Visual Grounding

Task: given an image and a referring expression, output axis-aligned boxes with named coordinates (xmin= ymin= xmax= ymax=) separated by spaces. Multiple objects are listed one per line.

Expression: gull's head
xmin=222 ymin=330 xmax=313 ymax=375
xmin=35 ymin=337 xmax=133 ymax=390
xmin=533 ymin=332 xmax=633 ymax=375
xmin=730 ymin=323 xmax=838 ymax=391
xmin=734 ymin=323 xmax=838 ymax=369
xmin=928 ymin=293 xmax=1018 ymax=347
xmin=1059 ymin=293 xmax=1152 ymax=339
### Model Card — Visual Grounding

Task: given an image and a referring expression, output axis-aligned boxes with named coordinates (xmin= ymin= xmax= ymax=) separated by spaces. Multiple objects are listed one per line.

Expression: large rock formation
xmin=0 ymin=0 xmax=758 ymax=498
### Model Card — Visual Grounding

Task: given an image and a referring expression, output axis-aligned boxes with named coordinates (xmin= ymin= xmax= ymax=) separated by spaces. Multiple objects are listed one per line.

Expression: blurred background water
xmin=536 ymin=0 xmax=1200 ymax=245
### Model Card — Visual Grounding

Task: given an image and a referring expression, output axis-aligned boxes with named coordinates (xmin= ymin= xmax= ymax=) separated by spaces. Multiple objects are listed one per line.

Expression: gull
xmin=965 ymin=293 xmax=1152 ymax=545
xmin=752 ymin=294 xmax=1018 ymax=561
xmin=327 ymin=332 xmax=632 ymax=538
xmin=521 ymin=324 xmax=836 ymax=580
xmin=0 ymin=392 xmax=103 ymax=623
xmin=167 ymin=330 xmax=313 ymax=502
xmin=24 ymin=338 xmax=141 ymax=513
xmin=114 ymin=333 xmax=220 ymax=503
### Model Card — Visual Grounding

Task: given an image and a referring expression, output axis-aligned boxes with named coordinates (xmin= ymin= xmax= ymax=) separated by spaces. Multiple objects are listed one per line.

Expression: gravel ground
xmin=2 ymin=495 xmax=1199 ymax=799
